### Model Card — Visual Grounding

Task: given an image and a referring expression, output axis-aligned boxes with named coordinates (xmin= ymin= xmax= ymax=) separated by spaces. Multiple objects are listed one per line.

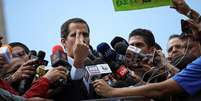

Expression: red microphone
xmin=50 ymin=45 xmax=71 ymax=69
xmin=52 ymin=45 xmax=64 ymax=54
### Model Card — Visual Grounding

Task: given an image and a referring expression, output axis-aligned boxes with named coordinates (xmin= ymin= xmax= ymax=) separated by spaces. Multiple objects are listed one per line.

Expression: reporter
xmin=127 ymin=28 xmax=168 ymax=83
xmin=93 ymin=36 xmax=201 ymax=101
xmin=0 ymin=53 xmax=68 ymax=98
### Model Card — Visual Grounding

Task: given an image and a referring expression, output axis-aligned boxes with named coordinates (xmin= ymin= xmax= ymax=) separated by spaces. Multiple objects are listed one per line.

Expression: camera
xmin=181 ymin=19 xmax=193 ymax=35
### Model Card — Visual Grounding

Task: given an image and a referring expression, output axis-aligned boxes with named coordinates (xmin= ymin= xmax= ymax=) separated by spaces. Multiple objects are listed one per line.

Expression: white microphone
xmin=84 ymin=64 xmax=112 ymax=82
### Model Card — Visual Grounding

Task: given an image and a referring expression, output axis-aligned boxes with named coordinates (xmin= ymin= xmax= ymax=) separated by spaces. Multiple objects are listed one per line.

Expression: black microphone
xmin=29 ymin=50 xmax=37 ymax=59
xmin=19 ymin=50 xmax=49 ymax=94
xmin=110 ymin=36 xmax=129 ymax=55
xmin=50 ymin=45 xmax=71 ymax=86
xmin=97 ymin=42 xmax=137 ymax=87
xmin=37 ymin=51 xmax=48 ymax=66
xmin=112 ymin=40 xmax=150 ymax=68
xmin=50 ymin=45 xmax=71 ymax=70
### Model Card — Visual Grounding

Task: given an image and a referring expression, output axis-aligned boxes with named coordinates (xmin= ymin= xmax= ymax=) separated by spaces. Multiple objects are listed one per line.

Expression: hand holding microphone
xmin=43 ymin=66 xmax=68 ymax=84
xmin=12 ymin=59 xmax=38 ymax=81
xmin=92 ymin=79 xmax=114 ymax=97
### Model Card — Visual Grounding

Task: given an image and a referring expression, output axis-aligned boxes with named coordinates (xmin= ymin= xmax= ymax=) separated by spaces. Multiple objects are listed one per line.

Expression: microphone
xmin=37 ymin=50 xmax=48 ymax=66
xmin=19 ymin=50 xmax=49 ymax=94
xmin=84 ymin=64 xmax=112 ymax=82
xmin=50 ymin=45 xmax=71 ymax=70
xmin=97 ymin=42 xmax=136 ymax=86
xmin=112 ymin=40 xmax=150 ymax=68
xmin=29 ymin=50 xmax=37 ymax=59
xmin=110 ymin=36 xmax=129 ymax=55
xmin=50 ymin=45 xmax=71 ymax=86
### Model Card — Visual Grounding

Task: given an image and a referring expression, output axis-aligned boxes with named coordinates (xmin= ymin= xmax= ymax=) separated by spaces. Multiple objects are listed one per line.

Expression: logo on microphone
xmin=116 ymin=65 xmax=128 ymax=77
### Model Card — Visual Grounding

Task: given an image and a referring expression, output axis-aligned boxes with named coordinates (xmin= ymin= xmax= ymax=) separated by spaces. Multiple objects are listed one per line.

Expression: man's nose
xmin=172 ymin=47 xmax=179 ymax=53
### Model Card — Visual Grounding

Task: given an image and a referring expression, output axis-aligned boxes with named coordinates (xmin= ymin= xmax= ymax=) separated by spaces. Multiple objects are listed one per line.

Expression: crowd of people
xmin=0 ymin=0 xmax=201 ymax=101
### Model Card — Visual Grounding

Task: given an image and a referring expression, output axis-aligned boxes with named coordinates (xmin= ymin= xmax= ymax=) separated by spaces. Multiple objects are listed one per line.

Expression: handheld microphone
xmin=50 ymin=45 xmax=71 ymax=70
xmin=112 ymin=40 xmax=149 ymax=68
xmin=19 ymin=50 xmax=49 ymax=94
xmin=97 ymin=42 xmax=136 ymax=86
xmin=50 ymin=45 xmax=71 ymax=86
xmin=110 ymin=36 xmax=129 ymax=55
xmin=84 ymin=64 xmax=112 ymax=82
xmin=37 ymin=50 xmax=48 ymax=66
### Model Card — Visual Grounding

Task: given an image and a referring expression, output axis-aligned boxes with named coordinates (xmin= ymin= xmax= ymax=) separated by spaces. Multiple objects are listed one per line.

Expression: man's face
xmin=127 ymin=35 xmax=154 ymax=72
xmin=167 ymin=37 xmax=185 ymax=62
xmin=183 ymin=38 xmax=201 ymax=59
xmin=62 ymin=22 xmax=90 ymax=58
xmin=128 ymin=35 xmax=152 ymax=54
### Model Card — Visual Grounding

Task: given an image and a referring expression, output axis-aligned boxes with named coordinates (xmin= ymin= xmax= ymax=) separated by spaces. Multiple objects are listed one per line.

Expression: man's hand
xmin=11 ymin=59 xmax=37 ymax=81
xmin=92 ymin=79 xmax=115 ymax=97
xmin=73 ymin=30 xmax=89 ymax=68
xmin=43 ymin=66 xmax=68 ymax=84
xmin=26 ymin=97 xmax=53 ymax=101
xmin=171 ymin=0 xmax=190 ymax=15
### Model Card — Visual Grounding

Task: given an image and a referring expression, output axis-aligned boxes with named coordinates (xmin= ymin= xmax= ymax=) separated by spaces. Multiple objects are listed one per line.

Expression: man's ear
xmin=61 ymin=38 xmax=66 ymax=48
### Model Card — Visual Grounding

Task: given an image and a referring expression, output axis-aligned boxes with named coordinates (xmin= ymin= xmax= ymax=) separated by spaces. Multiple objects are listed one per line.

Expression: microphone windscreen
xmin=114 ymin=42 xmax=128 ymax=55
xmin=38 ymin=50 xmax=46 ymax=60
xmin=110 ymin=36 xmax=128 ymax=49
xmin=29 ymin=50 xmax=37 ymax=56
xmin=97 ymin=42 xmax=116 ymax=61
xmin=52 ymin=45 xmax=64 ymax=54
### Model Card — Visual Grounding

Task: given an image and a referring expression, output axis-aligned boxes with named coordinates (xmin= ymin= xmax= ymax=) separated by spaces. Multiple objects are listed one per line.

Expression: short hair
xmin=129 ymin=28 xmax=155 ymax=47
xmin=155 ymin=43 xmax=162 ymax=50
xmin=168 ymin=34 xmax=181 ymax=41
xmin=60 ymin=18 xmax=90 ymax=39
xmin=9 ymin=42 xmax=30 ymax=54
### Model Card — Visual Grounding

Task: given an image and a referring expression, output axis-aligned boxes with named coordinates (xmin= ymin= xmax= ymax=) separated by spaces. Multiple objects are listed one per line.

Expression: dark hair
xmin=155 ymin=43 xmax=162 ymax=50
xmin=168 ymin=34 xmax=181 ymax=41
xmin=9 ymin=42 xmax=30 ymax=54
xmin=60 ymin=18 xmax=90 ymax=39
xmin=129 ymin=28 xmax=155 ymax=47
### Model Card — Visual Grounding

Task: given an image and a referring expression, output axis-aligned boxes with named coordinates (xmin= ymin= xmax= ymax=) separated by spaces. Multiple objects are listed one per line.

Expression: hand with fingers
xmin=73 ymin=30 xmax=90 ymax=68
xmin=171 ymin=0 xmax=200 ymax=22
xmin=11 ymin=59 xmax=38 ymax=81
xmin=92 ymin=79 xmax=115 ymax=97
xmin=43 ymin=66 xmax=68 ymax=84
xmin=171 ymin=0 xmax=190 ymax=15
